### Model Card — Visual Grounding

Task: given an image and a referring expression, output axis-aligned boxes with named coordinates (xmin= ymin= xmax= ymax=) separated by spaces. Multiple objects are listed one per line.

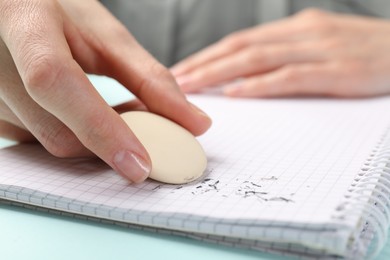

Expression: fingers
xmin=60 ymin=0 xmax=212 ymax=136
xmin=0 ymin=98 xmax=25 ymax=129
xmin=0 ymin=21 xmax=93 ymax=158
xmin=112 ymin=56 xmax=211 ymax=136
xmin=171 ymin=38 xmax=245 ymax=79
xmin=171 ymin=9 xmax=344 ymax=93
xmin=1 ymin=81 xmax=94 ymax=158
xmin=174 ymin=8 xmax=390 ymax=99
xmin=223 ymin=63 xmax=350 ymax=98
xmin=106 ymin=29 xmax=212 ymax=136
xmin=171 ymin=16 xmax=304 ymax=78
xmin=0 ymin=120 xmax=36 ymax=142
xmin=0 ymin=1 xmax=152 ymax=183
xmin=176 ymin=43 xmax=326 ymax=92
xmin=0 ymin=98 xmax=35 ymax=142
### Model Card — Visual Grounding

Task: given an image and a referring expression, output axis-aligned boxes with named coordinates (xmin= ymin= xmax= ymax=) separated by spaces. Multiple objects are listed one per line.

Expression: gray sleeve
xmin=290 ymin=0 xmax=390 ymax=18
xmin=101 ymin=0 xmax=390 ymax=66
xmin=100 ymin=0 xmax=178 ymax=66
xmin=101 ymin=0 xmax=261 ymax=66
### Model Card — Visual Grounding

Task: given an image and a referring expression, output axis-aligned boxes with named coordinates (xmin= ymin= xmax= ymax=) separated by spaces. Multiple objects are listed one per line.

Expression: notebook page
xmin=1 ymin=95 xmax=390 ymax=228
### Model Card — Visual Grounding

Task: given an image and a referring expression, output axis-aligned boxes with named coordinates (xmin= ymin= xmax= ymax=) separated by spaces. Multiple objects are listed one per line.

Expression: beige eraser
xmin=120 ymin=111 xmax=207 ymax=184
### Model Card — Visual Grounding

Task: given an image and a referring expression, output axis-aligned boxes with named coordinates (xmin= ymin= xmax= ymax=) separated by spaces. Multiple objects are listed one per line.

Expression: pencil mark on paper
xmin=208 ymin=180 xmax=220 ymax=191
xmin=243 ymin=190 xmax=268 ymax=198
xmin=152 ymin=185 xmax=162 ymax=191
xmin=236 ymin=181 xmax=268 ymax=199
xmin=250 ymin=182 xmax=262 ymax=188
xmin=190 ymin=178 xmax=221 ymax=195
xmin=268 ymin=197 xmax=294 ymax=203
xmin=260 ymin=176 xmax=278 ymax=181
xmin=148 ymin=173 xmax=293 ymax=203
xmin=235 ymin=180 xmax=294 ymax=203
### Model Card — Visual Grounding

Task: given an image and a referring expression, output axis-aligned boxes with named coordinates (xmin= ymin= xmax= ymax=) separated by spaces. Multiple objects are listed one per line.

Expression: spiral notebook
xmin=1 ymin=95 xmax=390 ymax=259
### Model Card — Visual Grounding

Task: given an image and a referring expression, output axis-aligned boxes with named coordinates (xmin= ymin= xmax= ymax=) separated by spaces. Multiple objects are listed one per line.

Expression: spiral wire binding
xmin=334 ymin=127 xmax=390 ymax=258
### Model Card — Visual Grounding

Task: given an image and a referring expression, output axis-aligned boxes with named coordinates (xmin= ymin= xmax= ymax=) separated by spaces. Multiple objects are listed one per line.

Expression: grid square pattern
xmin=1 ymin=95 xmax=390 ymax=256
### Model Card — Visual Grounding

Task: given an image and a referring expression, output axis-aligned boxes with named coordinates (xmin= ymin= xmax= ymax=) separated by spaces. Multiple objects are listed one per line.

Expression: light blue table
xmin=1 ymin=76 xmax=389 ymax=260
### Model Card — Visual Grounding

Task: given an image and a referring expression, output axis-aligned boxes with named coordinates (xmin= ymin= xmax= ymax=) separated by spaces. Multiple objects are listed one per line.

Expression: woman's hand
xmin=0 ymin=0 xmax=211 ymax=183
xmin=172 ymin=9 xmax=390 ymax=98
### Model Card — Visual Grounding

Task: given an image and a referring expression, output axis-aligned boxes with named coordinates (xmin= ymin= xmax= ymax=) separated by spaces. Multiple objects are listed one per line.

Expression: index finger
xmin=61 ymin=0 xmax=212 ymax=136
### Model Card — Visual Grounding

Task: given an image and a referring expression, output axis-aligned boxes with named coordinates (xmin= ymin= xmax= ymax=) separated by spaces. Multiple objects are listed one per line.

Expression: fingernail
xmin=114 ymin=151 xmax=151 ymax=183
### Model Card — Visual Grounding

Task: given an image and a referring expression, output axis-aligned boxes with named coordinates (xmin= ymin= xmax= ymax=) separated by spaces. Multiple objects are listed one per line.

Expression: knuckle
xmin=276 ymin=66 xmax=305 ymax=95
xmin=0 ymin=99 xmax=13 ymax=120
xmin=192 ymin=69 xmax=207 ymax=80
xmin=2 ymin=1 xmax=54 ymax=45
xmin=279 ymin=66 xmax=300 ymax=83
xmin=23 ymin=52 xmax=65 ymax=97
xmin=241 ymin=48 xmax=265 ymax=67
xmin=91 ymin=22 xmax=134 ymax=55
xmin=45 ymin=141 xmax=77 ymax=158
xmin=296 ymin=9 xmax=335 ymax=33
xmin=297 ymin=8 xmax=328 ymax=20
xmin=35 ymin=122 xmax=82 ymax=158
xmin=0 ymin=1 xmax=34 ymax=26
xmin=134 ymin=62 xmax=174 ymax=97
xmin=221 ymin=31 xmax=247 ymax=50
xmin=0 ymin=1 xmax=17 ymax=22
xmin=1 ymin=2 xmax=66 ymax=98
xmin=79 ymin=112 xmax=115 ymax=151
